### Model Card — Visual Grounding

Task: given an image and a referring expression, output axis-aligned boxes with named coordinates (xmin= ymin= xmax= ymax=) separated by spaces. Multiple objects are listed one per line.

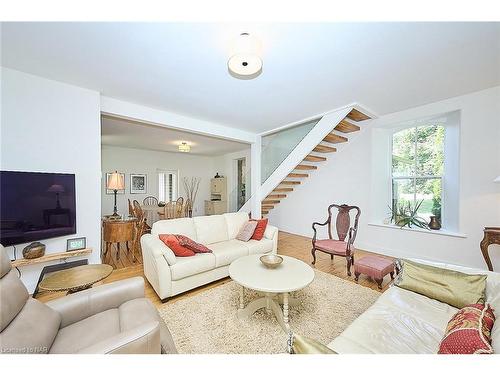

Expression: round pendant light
xmin=228 ymin=33 xmax=262 ymax=79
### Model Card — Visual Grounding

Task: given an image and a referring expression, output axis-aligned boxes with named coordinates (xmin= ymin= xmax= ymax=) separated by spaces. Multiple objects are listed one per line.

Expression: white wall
xmin=101 ymin=145 xmax=221 ymax=217
xmin=269 ymin=86 xmax=500 ymax=270
xmin=1 ymin=68 xmax=102 ymax=292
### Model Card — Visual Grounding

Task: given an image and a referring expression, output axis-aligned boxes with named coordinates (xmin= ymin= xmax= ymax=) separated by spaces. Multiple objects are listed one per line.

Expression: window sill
xmin=367 ymin=222 xmax=467 ymax=238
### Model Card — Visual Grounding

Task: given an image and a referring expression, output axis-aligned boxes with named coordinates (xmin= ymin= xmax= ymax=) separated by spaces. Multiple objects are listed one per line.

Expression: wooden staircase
xmin=261 ymin=108 xmax=371 ymax=216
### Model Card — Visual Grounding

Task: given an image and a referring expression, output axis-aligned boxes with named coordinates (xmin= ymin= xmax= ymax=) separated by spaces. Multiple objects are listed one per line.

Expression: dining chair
xmin=133 ymin=200 xmax=151 ymax=234
xmin=163 ymin=201 xmax=176 ymax=220
xmin=143 ymin=196 xmax=158 ymax=206
xmin=183 ymin=198 xmax=193 ymax=218
xmin=157 ymin=206 xmax=166 ymax=220
xmin=133 ymin=216 xmax=147 ymax=261
xmin=174 ymin=198 xmax=184 ymax=218
xmin=128 ymin=199 xmax=135 ymax=217
xmin=311 ymin=204 xmax=361 ymax=276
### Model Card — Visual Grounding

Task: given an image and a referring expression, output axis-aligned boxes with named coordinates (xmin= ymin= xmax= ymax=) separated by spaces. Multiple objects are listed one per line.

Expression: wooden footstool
xmin=354 ymin=256 xmax=395 ymax=289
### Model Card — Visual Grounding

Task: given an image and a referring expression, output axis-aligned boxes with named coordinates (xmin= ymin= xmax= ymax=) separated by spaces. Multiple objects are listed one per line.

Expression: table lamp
xmin=107 ymin=171 xmax=125 ymax=218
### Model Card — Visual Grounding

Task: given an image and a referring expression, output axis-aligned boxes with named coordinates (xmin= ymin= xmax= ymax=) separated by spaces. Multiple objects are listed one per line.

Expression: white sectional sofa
xmin=328 ymin=259 xmax=500 ymax=354
xmin=141 ymin=212 xmax=278 ymax=301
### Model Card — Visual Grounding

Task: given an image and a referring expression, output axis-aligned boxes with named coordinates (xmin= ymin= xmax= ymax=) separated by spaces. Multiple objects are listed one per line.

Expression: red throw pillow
xmin=159 ymin=234 xmax=195 ymax=257
xmin=250 ymin=218 xmax=268 ymax=241
xmin=175 ymin=234 xmax=212 ymax=253
xmin=438 ymin=303 xmax=495 ymax=354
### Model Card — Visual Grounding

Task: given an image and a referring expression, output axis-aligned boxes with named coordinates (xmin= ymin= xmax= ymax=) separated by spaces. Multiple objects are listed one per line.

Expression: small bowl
xmin=260 ymin=254 xmax=283 ymax=269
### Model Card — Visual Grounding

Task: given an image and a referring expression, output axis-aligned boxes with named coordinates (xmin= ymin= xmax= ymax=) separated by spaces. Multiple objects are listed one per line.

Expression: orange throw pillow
xmin=159 ymin=234 xmax=195 ymax=257
xmin=250 ymin=218 xmax=268 ymax=241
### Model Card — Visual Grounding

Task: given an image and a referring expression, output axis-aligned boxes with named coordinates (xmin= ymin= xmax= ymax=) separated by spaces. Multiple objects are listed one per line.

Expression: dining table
xmin=141 ymin=204 xmax=162 ymax=225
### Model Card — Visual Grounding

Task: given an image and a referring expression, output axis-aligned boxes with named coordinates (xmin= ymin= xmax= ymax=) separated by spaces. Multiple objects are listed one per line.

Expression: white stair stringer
xmin=239 ymin=106 xmax=353 ymax=214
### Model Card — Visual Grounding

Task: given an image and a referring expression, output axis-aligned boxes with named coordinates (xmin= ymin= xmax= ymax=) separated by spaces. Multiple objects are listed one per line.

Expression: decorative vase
xmin=22 ymin=242 xmax=46 ymax=259
xmin=428 ymin=216 xmax=441 ymax=230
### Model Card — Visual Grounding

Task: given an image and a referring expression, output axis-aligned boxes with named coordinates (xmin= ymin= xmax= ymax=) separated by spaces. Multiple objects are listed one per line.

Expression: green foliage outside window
xmin=391 ymin=124 xmax=444 ymax=224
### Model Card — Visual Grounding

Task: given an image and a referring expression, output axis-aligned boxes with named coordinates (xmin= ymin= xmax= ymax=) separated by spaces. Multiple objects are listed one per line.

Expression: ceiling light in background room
xmin=228 ymin=32 xmax=262 ymax=80
xmin=178 ymin=142 xmax=191 ymax=152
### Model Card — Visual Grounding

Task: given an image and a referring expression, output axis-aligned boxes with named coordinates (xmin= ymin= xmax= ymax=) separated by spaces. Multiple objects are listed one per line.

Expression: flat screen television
xmin=0 ymin=171 xmax=76 ymax=246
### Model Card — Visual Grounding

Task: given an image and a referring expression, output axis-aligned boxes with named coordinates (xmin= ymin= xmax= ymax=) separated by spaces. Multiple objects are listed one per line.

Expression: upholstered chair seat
xmin=0 ymin=245 xmax=177 ymax=354
xmin=313 ymin=239 xmax=349 ymax=255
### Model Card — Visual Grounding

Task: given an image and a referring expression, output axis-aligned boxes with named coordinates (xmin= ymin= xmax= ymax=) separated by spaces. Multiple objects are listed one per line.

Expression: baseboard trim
xmin=278 ymin=229 xmax=462 ymax=266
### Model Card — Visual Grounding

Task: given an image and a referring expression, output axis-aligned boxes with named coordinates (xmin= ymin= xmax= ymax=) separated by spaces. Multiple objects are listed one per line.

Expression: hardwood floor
xmin=36 ymin=231 xmax=394 ymax=307
xmin=101 ymin=240 xmax=143 ymax=270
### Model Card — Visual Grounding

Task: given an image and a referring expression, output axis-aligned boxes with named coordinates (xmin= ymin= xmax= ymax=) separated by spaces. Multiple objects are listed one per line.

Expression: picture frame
xmin=130 ymin=174 xmax=147 ymax=194
xmin=66 ymin=237 xmax=86 ymax=251
xmin=105 ymin=172 xmax=125 ymax=195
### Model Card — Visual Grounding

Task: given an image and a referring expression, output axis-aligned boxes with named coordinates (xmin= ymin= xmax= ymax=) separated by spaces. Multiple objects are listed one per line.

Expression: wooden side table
xmin=480 ymin=227 xmax=500 ymax=271
xmin=102 ymin=218 xmax=138 ymax=264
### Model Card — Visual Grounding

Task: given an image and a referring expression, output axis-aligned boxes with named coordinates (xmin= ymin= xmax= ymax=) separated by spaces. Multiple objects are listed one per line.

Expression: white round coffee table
xmin=228 ymin=254 xmax=315 ymax=331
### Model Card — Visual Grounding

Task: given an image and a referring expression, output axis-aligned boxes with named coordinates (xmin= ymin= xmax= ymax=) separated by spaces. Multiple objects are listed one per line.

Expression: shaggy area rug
xmin=158 ymin=270 xmax=380 ymax=354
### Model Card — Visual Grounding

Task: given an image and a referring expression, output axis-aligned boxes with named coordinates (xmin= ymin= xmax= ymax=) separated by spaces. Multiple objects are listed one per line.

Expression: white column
xmin=250 ymin=135 xmax=262 ymax=219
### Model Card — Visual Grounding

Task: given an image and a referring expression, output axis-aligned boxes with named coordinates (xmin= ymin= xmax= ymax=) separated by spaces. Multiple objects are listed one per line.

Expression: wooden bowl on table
xmin=260 ymin=254 xmax=283 ymax=269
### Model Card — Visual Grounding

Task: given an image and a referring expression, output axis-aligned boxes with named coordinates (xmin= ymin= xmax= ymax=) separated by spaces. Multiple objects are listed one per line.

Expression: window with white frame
xmin=158 ymin=170 xmax=178 ymax=202
xmin=391 ymin=124 xmax=444 ymax=223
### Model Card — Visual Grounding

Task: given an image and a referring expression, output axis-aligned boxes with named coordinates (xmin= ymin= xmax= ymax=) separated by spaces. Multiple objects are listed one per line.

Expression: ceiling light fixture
xmin=178 ymin=142 xmax=191 ymax=153
xmin=228 ymin=33 xmax=262 ymax=80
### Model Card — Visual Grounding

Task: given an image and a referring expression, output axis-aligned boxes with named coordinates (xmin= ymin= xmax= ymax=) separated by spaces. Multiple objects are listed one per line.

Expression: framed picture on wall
xmin=105 ymin=172 xmax=125 ymax=195
xmin=130 ymin=174 xmax=147 ymax=194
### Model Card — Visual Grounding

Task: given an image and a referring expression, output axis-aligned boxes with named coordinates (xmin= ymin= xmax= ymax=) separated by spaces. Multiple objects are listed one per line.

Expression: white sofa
xmin=328 ymin=259 xmax=500 ymax=354
xmin=141 ymin=212 xmax=278 ymax=300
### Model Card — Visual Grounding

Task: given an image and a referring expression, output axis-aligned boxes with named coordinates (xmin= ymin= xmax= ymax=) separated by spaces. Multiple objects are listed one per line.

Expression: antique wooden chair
xmin=142 ymin=196 xmax=158 ymax=206
xmin=311 ymin=204 xmax=361 ymax=276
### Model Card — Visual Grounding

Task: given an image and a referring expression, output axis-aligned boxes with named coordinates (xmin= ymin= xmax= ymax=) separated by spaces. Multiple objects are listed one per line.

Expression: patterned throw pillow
xmin=250 ymin=218 xmax=268 ymax=241
xmin=159 ymin=234 xmax=195 ymax=257
xmin=438 ymin=303 xmax=495 ymax=354
xmin=236 ymin=221 xmax=258 ymax=242
xmin=174 ymin=234 xmax=212 ymax=253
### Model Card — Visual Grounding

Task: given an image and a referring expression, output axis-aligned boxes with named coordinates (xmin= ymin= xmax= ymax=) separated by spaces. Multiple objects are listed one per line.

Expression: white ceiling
xmin=2 ymin=22 xmax=499 ymax=133
xmin=101 ymin=116 xmax=249 ymax=156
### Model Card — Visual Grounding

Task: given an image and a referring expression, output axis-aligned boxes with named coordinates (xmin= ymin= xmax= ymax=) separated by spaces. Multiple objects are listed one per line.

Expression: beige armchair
xmin=0 ymin=245 xmax=177 ymax=354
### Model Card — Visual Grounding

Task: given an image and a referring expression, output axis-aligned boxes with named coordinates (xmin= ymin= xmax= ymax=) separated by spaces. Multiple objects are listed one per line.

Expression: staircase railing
xmin=260 ymin=118 xmax=320 ymax=183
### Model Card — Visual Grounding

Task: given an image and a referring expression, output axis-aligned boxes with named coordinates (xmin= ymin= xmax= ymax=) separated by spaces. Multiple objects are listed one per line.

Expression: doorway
xmin=236 ymin=158 xmax=246 ymax=210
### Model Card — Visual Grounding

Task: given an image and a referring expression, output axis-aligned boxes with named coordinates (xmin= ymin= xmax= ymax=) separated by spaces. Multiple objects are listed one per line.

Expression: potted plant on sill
xmin=389 ymin=200 xmax=429 ymax=230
